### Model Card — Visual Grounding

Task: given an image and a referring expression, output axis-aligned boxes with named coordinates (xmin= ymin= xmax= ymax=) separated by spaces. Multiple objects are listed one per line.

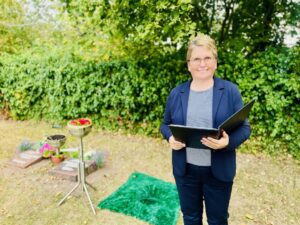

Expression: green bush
xmin=0 ymin=46 xmax=299 ymax=158
xmin=0 ymin=48 xmax=185 ymax=132
xmin=217 ymin=47 xmax=300 ymax=158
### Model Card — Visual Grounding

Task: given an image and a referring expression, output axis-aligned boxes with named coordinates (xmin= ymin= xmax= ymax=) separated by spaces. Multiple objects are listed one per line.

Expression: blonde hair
xmin=186 ymin=33 xmax=218 ymax=61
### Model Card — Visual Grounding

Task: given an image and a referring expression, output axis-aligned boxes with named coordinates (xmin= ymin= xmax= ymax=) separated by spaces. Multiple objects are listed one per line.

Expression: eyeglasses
xmin=188 ymin=57 xmax=214 ymax=65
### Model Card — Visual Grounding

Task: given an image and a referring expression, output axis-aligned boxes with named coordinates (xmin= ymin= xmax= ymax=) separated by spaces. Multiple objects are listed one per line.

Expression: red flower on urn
xmin=69 ymin=118 xmax=91 ymax=126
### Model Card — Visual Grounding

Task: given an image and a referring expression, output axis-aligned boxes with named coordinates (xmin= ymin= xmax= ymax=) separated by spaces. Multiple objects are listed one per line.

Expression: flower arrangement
xmin=69 ymin=118 xmax=91 ymax=126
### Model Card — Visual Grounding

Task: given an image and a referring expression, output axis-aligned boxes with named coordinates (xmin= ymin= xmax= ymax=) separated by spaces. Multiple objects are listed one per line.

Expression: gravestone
xmin=8 ymin=150 xmax=43 ymax=168
xmin=48 ymin=158 xmax=97 ymax=182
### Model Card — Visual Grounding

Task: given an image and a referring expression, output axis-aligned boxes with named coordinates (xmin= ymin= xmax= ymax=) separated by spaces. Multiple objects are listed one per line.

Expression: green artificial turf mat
xmin=98 ymin=172 xmax=180 ymax=225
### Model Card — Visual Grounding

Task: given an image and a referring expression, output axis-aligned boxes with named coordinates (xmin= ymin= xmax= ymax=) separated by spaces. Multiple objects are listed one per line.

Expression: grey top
xmin=186 ymin=87 xmax=213 ymax=166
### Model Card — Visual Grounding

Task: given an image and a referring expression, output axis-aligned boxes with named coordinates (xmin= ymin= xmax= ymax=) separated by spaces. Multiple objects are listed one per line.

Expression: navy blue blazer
xmin=160 ymin=76 xmax=251 ymax=182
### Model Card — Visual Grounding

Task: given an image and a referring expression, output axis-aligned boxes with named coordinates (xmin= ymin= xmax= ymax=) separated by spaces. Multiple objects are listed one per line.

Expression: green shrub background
xmin=0 ymin=46 xmax=299 ymax=159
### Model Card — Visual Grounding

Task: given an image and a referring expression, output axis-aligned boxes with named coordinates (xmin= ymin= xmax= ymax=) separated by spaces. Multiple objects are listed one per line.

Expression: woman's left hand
xmin=201 ymin=130 xmax=229 ymax=150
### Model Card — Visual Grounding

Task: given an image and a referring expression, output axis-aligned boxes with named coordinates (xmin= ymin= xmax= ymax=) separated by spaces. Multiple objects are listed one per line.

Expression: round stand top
xmin=67 ymin=118 xmax=92 ymax=138
xmin=46 ymin=134 xmax=66 ymax=148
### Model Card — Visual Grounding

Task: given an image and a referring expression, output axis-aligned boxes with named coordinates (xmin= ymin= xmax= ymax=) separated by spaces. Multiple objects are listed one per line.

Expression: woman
xmin=160 ymin=34 xmax=251 ymax=225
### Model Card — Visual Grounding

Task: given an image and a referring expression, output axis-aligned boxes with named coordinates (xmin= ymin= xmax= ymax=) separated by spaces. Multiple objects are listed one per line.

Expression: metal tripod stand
xmin=58 ymin=136 xmax=96 ymax=214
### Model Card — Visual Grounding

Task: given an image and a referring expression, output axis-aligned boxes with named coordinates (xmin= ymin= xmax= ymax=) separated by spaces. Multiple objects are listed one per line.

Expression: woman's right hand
xmin=168 ymin=136 xmax=186 ymax=150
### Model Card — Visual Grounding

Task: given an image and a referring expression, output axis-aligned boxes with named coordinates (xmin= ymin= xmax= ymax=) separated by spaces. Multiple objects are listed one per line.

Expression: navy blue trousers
xmin=174 ymin=164 xmax=233 ymax=225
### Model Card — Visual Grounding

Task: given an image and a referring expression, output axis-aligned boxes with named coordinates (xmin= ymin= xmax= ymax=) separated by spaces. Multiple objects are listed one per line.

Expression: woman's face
xmin=187 ymin=46 xmax=217 ymax=81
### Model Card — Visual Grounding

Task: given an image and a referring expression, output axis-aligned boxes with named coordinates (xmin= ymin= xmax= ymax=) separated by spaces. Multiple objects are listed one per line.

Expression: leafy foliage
xmin=0 ymin=0 xmax=31 ymax=53
xmin=59 ymin=0 xmax=196 ymax=61
xmin=61 ymin=0 xmax=300 ymax=57
xmin=0 ymin=46 xmax=184 ymax=130
xmin=217 ymin=46 xmax=300 ymax=158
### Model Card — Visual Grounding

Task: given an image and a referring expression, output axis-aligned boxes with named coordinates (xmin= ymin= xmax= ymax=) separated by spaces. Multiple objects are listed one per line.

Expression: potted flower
xmin=67 ymin=118 xmax=92 ymax=137
xmin=50 ymin=152 xmax=65 ymax=165
xmin=46 ymin=135 xmax=66 ymax=164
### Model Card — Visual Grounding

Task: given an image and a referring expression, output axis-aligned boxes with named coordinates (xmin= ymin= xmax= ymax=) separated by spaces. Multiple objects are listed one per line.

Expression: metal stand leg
xmin=83 ymin=181 xmax=96 ymax=215
xmin=86 ymin=182 xmax=97 ymax=191
xmin=58 ymin=181 xmax=80 ymax=206
xmin=57 ymin=137 xmax=96 ymax=215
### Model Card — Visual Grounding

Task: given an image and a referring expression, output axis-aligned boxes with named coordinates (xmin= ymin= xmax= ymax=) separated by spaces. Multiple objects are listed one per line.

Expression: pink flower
xmin=39 ymin=143 xmax=55 ymax=154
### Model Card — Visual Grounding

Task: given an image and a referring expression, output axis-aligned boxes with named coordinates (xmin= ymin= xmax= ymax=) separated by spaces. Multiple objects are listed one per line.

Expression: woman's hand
xmin=201 ymin=131 xmax=229 ymax=150
xmin=168 ymin=135 xmax=186 ymax=150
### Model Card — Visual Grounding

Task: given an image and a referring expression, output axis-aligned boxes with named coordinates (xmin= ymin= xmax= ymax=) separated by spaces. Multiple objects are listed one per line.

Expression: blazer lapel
xmin=213 ymin=77 xmax=224 ymax=127
xmin=180 ymin=81 xmax=191 ymax=125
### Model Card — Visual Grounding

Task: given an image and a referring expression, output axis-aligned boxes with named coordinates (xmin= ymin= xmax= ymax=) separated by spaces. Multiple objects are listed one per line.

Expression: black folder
xmin=168 ymin=98 xmax=256 ymax=149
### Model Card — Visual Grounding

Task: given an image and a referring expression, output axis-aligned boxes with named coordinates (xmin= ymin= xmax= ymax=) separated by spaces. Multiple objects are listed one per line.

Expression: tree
xmin=60 ymin=0 xmax=195 ymax=61
xmin=0 ymin=0 xmax=31 ymax=53
xmin=0 ymin=0 xmax=68 ymax=54
xmin=60 ymin=0 xmax=299 ymax=59
xmin=190 ymin=0 xmax=300 ymax=53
